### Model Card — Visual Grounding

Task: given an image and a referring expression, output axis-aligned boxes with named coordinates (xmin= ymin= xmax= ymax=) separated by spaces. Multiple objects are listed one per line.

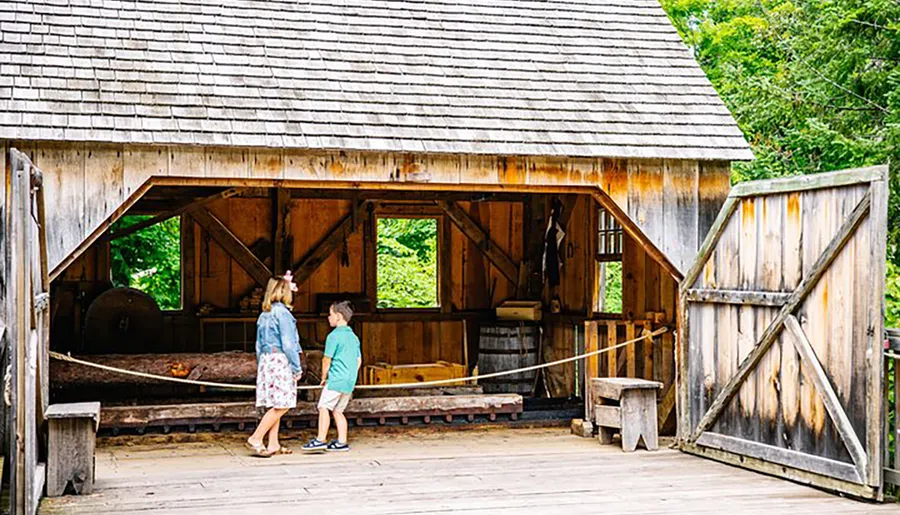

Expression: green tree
xmin=661 ymin=0 xmax=899 ymax=259
xmin=376 ymin=218 xmax=438 ymax=308
xmin=109 ymin=216 xmax=181 ymax=310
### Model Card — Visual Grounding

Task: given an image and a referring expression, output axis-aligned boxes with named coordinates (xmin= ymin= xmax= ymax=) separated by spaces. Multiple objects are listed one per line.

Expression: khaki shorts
xmin=318 ymin=386 xmax=352 ymax=412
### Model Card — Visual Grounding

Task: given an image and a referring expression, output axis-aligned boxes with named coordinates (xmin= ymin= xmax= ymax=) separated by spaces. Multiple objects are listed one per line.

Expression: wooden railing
xmin=585 ymin=314 xmax=676 ymax=432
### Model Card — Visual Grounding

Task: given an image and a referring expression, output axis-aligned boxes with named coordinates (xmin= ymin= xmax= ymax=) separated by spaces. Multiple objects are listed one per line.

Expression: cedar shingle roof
xmin=0 ymin=0 xmax=754 ymax=160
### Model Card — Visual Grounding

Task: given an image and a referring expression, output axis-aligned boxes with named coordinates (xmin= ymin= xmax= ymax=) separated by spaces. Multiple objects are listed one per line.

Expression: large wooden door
xmin=679 ymin=166 xmax=889 ymax=499
xmin=5 ymin=148 xmax=51 ymax=514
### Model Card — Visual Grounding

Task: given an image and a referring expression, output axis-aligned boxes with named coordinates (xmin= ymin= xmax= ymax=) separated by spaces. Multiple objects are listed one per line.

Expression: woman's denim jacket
xmin=256 ymin=302 xmax=302 ymax=375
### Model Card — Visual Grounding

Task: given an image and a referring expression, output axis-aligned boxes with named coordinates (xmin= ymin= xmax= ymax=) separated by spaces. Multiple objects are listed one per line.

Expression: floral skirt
xmin=256 ymin=353 xmax=297 ymax=409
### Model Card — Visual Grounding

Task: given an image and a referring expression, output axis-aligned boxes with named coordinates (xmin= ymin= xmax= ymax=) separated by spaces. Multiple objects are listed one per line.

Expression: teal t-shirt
xmin=324 ymin=326 xmax=361 ymax=393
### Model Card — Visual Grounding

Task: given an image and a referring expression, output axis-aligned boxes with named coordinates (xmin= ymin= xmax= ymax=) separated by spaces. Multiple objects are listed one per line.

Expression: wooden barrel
xmin=477 ymin=324 xmax=539 ymax=395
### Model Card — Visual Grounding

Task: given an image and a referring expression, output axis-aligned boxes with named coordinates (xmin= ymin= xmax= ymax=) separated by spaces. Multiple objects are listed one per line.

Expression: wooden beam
xmin=556 ymin=194 xmax=580 ymax=229
xmin=588 ymin=191 xmax=682 ymax=281
xmin=289 ymin=189 xmax=527 ymax=203
xmin=694 ymin=432 xmax=863 ymax=484
xmin=191 ymin=208 xmax=272 ymax=287
xmin=375 ymin=202 xmax=445 ymax=217
xmin=520 ymin=195 xmax=547 ymax=299
xmin=273 ymin=188 xmax=291 ymax=275
xmin=363 ymin=204 xmax=377 ymax=307
xmin=100 ymin=394 xmax=523 ymax=428
xmin=439 ymin=216 xmax=453 ymax=313
xmin=437 ymin=200 xmax=519 ymax=285
xmin=682 ymin=440 xmax=878 ymax=500
xmin=33 ymin=168 xmax=51 ymax=422
xmin=784 ymin=315 xmax=868 ymax=480
xmin=866 ymin=176 xmax=889 ymax=486
xmin=291 ymin=200 xmax=371 ymax=285
xmin=683 ymin=289 xmax=791 ymax=307
xmin=658 ymin=382 xmax=676 ymax=430
xmin=689 ymin=190 xmax=872 ymax=443
xmin=104 ymin=188 xmax=243 ymax=241
xmin=731 ymin=165 xmax=888 ymax=198
xmin=8 ymin=149 xmax=27 ymax=514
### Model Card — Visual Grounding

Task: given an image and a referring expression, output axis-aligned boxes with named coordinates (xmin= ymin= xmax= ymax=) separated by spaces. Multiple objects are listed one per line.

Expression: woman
xmin=246 ymin=275 xmax=302 ymax=457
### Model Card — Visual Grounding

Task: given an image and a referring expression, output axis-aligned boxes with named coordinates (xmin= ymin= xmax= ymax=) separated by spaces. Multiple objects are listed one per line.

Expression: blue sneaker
xmin=301 ymin=438 xmax=327 ymax=453
xmin=326 ymin=440 xmax=350 ymax=452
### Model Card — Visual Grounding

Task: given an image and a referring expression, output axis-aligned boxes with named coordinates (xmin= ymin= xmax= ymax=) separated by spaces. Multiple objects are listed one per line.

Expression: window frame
xmin=107 ymin=213 xmax=185 ymax=313
xmin=372 ymin=204 xmax=446 ymax=312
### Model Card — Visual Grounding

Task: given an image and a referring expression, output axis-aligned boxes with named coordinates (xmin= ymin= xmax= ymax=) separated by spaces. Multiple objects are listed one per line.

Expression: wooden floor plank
xmin=40 ymin=427 xmax=897 ymax=514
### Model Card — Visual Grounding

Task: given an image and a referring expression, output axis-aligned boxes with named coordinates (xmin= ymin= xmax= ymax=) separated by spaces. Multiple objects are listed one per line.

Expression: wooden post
xmin=584 ymin=321 xmax=599 ymax=422
xmin=0 ymin=145 xmax=7 ymax=470
xmin=521 ymin=195 xmax=547 ymax=299
xmin=273 ymin=188 xmax=291 ymax=276
xmin=181 ymin=213 xmax=198 ymax=350
xmin=643 ymin=321 xmax=654 ymax=381
xmin=439 ymin=216 xmax=452 ymax=313
xmin=606 ymin=321 xmax=618 ymax=379
xmin=363 ymin=204 xmax=377 ymax=307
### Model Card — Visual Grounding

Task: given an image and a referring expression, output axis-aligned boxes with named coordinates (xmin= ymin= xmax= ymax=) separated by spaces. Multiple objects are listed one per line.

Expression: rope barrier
xmin=49 ymin=326 xmax=668 ymax=392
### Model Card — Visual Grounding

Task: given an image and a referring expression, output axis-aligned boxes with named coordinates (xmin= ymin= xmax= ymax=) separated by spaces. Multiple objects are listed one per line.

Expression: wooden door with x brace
xmin=678 ymin=166 xmax=889 ymax=500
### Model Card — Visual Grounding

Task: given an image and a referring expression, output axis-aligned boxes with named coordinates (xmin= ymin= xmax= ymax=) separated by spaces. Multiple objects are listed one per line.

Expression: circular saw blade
xmin=83 ymin=287 xmax=163 ymax=354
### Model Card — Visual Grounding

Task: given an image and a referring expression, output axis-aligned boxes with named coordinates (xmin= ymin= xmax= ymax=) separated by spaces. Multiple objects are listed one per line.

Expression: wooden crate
xmin=366 ymin=361 xmax=467 ymax=386
xmin=496 ymin=301 xmax=542 ymax=321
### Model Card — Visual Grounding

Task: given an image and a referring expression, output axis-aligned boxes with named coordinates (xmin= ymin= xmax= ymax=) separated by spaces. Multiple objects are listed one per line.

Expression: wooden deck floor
xmin=40 ymin=426 xmax=896 ymax=514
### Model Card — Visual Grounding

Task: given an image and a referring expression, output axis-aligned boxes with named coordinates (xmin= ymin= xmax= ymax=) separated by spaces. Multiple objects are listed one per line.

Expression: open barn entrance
xmin=46 ymin=180 xmax=680 ymax=434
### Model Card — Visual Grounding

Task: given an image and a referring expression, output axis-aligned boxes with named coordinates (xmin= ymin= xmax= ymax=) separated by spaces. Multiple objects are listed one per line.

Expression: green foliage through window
xmin=602 ymin=262 xmax=623 ymax=313
xmin=376 ymin=218 xmax=438 ymax=309
xmin=109 ymin=216 xmax=182 ymax=310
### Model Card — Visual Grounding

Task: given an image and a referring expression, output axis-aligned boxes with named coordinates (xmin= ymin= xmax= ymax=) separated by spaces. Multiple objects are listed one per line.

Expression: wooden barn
xmin=0 ymin=0 xmax=893 ymax=513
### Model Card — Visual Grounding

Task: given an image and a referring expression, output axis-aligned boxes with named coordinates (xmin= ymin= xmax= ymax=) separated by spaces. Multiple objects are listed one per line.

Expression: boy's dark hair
xmin=330 ymin=300 xmax=354 ymax=322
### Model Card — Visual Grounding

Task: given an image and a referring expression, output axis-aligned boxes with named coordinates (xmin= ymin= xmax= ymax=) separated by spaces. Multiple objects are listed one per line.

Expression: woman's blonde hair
xmin=262 ymin=277 xmax=293 ymax=312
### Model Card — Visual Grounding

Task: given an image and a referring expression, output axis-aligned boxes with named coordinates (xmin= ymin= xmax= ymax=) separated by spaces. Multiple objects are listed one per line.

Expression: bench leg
xmin=620 ymin=390 xmax=658 ymax=452
xmin=48 ymin=419 xmax=96 ymax=496
xmin=597 ymin=427 xmax=615 ymax=444
xmin=641 ymin=391 xmax=659 ymax=451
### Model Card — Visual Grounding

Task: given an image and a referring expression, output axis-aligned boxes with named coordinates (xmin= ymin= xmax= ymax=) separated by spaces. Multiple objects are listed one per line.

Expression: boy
xmin=302 ymin=301 xmax=361 ymax=453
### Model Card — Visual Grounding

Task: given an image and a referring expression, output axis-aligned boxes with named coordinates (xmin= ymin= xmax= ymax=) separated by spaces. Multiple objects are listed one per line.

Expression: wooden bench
xmin=591 ymin=377 xmax=662 ymax=452
xmin=45 ymin=402 xmax=101 ymax=496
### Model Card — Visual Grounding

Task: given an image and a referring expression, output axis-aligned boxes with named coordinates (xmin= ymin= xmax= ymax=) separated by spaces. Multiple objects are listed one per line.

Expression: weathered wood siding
xmin=681 ymin=167 xmax=889 ymax=498
xmin=9 ymin=144 xmax=730 ymax=279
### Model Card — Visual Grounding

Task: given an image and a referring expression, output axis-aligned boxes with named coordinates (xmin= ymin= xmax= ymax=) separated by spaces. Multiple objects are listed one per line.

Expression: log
xmin=50 ymin=351 xmax=324 ymax=388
